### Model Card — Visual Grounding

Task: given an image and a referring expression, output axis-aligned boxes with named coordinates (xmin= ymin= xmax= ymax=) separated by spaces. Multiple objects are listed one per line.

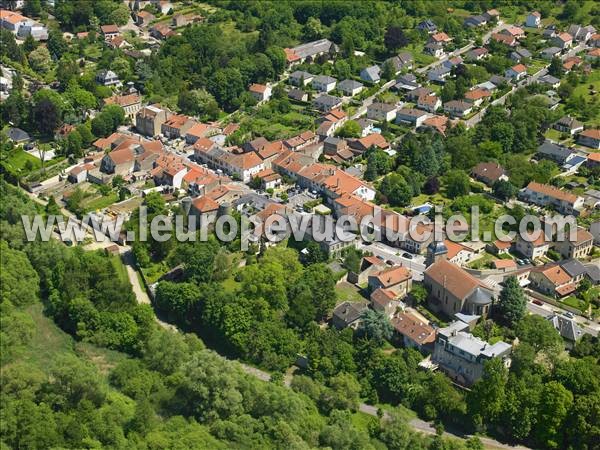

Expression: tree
xmin=493 ymin=180 xmax=517 ymax=200
xmin=28 ymin=45 xmax=52 ymax=73
xmin=364 ymin=149 xmax=391 ymax=181
xmin=496 ymin=276 xmax=526 ymax=326
xmin=65 ymin=129 xmax=83 ymax=157
xmin=384 ymin=26 xmax=409 ymax=52
xmin=208 ymin=68 xmax=245 ymax=111
xmin=22 ymin=0 xmax=42 ymax=16
xmin=534 ymin=381 xmax=573 ymax=448
xmin=516 ymin=315 xmax=564 ymax=353
xmin=548 ymin=56 xmax=564 ymax=77
xmin=379 ymin=173 xmax=412 ymax=206
xmin=91 ymin=113 xmax=112 ymax=137
xmin=154 ymin=281 xmax=201 ymax=326
xmin=335 ymin=120 xmax=361 ymax=138
xmin=423 ymin=176 xmax=440 ymax=195
xmin=33 ymin=99 xmax=61 ymax=136
xmin=343 ymin=248 xmax=361 ymax=273
xmin=22 ymin=34 xmax=37 ymax=53
xmin=441 ymin=80 xmax=456 ymax=102
xmin=381 ymin=60 xmax=396 ymax=80
xmin=1 ymin=91 xmax=28 ymax=127
xmin=47 ymin=30 xmax=69 ymax=59
xmin=0 ymin=242 xmax=39 ymax=306
xmin=324 ymin=373 xmax=361 ymax=412
xmin=177 ymin=88 xmax=219 ymax=120
xmin=109 ymin=3 xmax=130 ymax=25
xmin=445 ymin=170 xmax=470 ymax=198
xmin=76 ymin=124 xmax=94 ymax=147
xmin=410 ymin=284 xmax=428 ymax=305
xmin=359 ymin=309 xmax=393 ymax=344
xmin=467 ymin=358 xmax=508 ymax=429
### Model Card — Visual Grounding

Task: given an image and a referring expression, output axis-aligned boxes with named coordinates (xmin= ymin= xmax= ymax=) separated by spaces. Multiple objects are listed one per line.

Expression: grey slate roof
xmin=548 ymin=314 xmax=583 ymax=341
xmin=289 ymin=70 xmax=313 ymax=81
xmin=555 ymin=116 xmax=583 ymax=130
xmin=291 ymin=39 xmax=336 ymax=59
xmin=337 ymin=79 xmax=363 ymax=92
xmin=584 ymin=264 xmax=600 ymax=284
xmin=313 ymin=75 xmax=337 ymax=85
xmin=467 ymin=287 xmax=493 ymax=305
xmin=537 ymin=140 xmax=574 ymax=162
xmin=560 ymin=259 xmax=587 ymax=278
xmin=539 ymin=74 xmax=561 ymax=85
xmin=313 ymin=94 xmax=342 ymax=107
xmin=333 ymin=301 xmax=368 ymax=326
xmin=360 ymin=65 xmax=381 ymax=82
xmin=7 ymin=127 xmax=31 ymax=142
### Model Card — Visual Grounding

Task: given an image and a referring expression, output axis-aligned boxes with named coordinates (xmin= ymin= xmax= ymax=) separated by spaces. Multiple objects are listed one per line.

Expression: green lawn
xmin=22 ymin=303 xmax=128 ymax=375
xmin=336 ymin=281 xmax=367 ymax=304
xmin=527 ymin=59 xmax=547 ymax=76
xmin=110 ymin=255 xmax=129 ymax=285
xmin=467 ymin=252 xmax=496 ymax=269
xmin=572 ymin=70 xmax=600 ymax=126
xmin=83 ymin=43 xmax=103 ymax=60
xmin=83 ymin=192 xmax=119 ymax=213
xmin=2 ymin=149 xmax=42 ymax=172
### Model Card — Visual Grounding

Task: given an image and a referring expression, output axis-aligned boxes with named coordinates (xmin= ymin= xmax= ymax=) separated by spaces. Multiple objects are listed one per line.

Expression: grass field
xmin=335 ymin=281 xmax=367 ymax=304
xmin=22 ymin=303 xmax=128 ymax=375
xmin=2 ymin=149 xmax=42 ymax=173
xmin=83 ymin=192 xmax=119 ymax=213
xmin=110 ymin=254 xmax=130 ymax=285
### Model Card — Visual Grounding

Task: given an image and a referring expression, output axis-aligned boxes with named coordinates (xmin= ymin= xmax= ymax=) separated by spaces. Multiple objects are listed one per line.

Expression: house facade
xmin=432 ymin=320 xmax=512 ymax=386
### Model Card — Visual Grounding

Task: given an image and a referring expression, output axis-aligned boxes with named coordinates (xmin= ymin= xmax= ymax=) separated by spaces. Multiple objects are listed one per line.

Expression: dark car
xmin=532 ymin=299 xmax=543 ymax=306
xmin=402 ymin=252 xmax=413 ymax=259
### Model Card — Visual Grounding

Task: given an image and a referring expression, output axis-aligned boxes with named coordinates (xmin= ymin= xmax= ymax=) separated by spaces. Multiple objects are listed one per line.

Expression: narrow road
xmin=122 ymin=250 xmax=151 ymax=305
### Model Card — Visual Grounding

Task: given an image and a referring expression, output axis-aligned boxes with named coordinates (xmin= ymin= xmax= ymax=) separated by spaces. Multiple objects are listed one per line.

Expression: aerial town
xmin=1 ymin=1 xmax=599 ymax=449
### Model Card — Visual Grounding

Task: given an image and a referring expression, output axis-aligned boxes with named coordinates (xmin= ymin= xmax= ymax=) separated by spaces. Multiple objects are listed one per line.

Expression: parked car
xmin=386 ymin=259 xmax=394 ymax=265
xmin=517 ymin=259 xmax=525 ymax=265
xmin=532 ymin=299 xmax=544 ymax=306
xmin=564 ymin=312 xmax=575 ymax=319
xmin=402 ymin=252 xmax=413 ymax=259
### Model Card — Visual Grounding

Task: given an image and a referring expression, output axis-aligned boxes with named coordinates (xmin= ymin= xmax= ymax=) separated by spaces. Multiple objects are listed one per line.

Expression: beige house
xmin=424 ymin=259 xmax=494 ymax=317
xmin=370 ymin=288 xmax=402 ymax=318
xmin=368 ymin=266 xmax=413 ymax=297
xmin=392 ymin=311 xmax=436 ymax=351
xmin=555 ymin=228 xmax=594 ymax=259
xmin=529 ymin=264 xmax=576 ymax=297
xmin=519 ymin=182 xmax=584 ymax=215
xmin=103 ymin=93 xmax=142 ymax=119
xmin=136 ymin=105 xmax=170 ymax=137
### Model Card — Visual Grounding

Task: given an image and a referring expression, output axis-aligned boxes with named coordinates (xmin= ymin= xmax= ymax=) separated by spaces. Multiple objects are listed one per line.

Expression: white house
xmin=249 ymin=83 xmax=272 ymax=103
xmin=367 ymin=102 xmax=397 ymax=122
xmin=96 ymin=70 xmax=121 ymax=87
xmin=505 ymin=63 xmax=527 ymax=81
xmin=312 ymin=75 xmax=337 ymax=93
xmin=338 ymin=79 xmax=364 ymax=96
